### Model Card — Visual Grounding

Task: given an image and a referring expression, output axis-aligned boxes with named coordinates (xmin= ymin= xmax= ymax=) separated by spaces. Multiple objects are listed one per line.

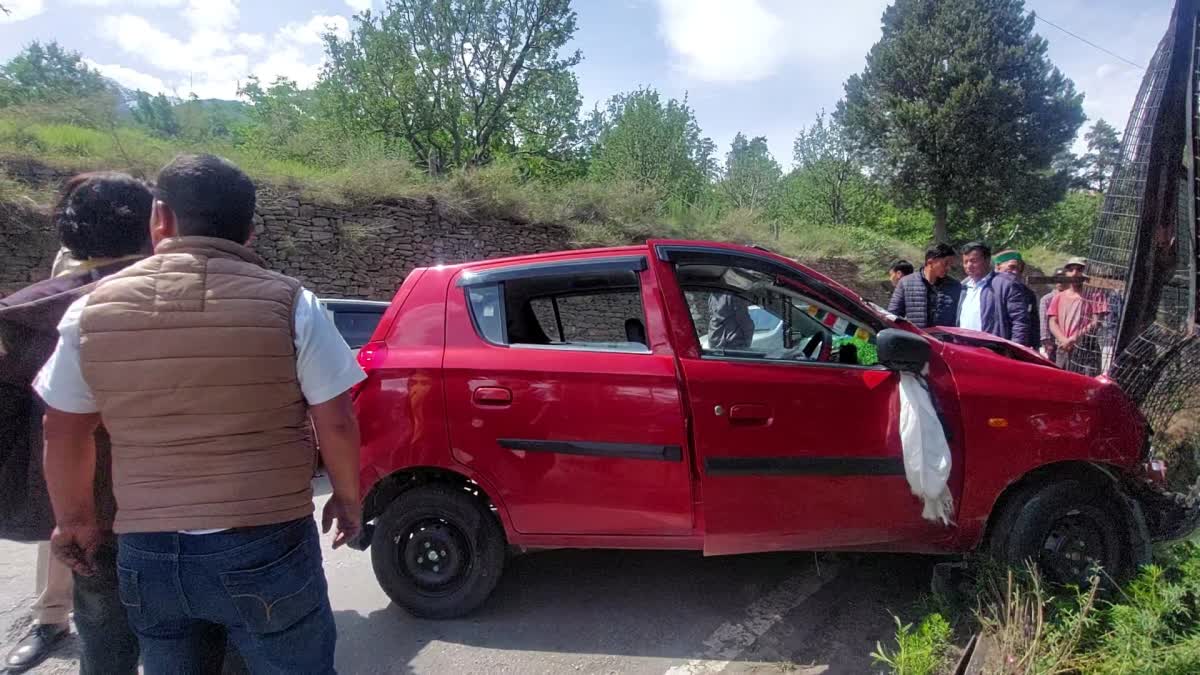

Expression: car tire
xmin=370 ymin=484 xmax=506 ymax=619
xmin=988 ymin=478 xmax=1145 ymax=588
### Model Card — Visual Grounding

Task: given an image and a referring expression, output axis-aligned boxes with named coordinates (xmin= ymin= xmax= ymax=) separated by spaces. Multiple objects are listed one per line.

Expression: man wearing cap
xmin=957 ymin=242 xmax=1033 ymax=347
xmin=1047 ymin=257 xmax=1108 ymax=371
xmin=1039 ymin=269 xmax=1067 ymax=361
xmin=993 ymin=249 xmax=1040 ymax=348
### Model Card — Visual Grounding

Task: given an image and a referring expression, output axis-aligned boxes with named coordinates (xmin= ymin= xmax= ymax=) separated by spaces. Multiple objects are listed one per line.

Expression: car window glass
xmin=678 ymin=263 xmax=878 ymax=367
xmin=465 ymin=267 xmax=649 ymax=353
xmin=467 ymin=285 xmax=506 ymax=344
xmin=332 ymin=310 xmax=385 ymax=349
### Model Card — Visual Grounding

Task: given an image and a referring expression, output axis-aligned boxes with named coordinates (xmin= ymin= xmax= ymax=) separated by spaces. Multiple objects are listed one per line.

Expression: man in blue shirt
xmin=957 ymin=242 xmax=1033 ymax=347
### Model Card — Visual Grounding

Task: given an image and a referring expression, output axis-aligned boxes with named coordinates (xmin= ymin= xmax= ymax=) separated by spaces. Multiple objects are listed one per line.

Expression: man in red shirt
xmin=1047 ymin=257 xmax=1108 ymax=371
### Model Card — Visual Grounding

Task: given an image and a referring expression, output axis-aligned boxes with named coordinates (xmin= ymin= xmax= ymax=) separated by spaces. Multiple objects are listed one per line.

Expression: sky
xmin=0 ymin=0 xmax=1175 ymax=167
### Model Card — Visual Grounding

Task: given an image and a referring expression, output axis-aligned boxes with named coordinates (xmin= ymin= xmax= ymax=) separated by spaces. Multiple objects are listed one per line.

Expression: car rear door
xmin=441 ymin=253 xmax=695 ymax=536
xmin=652 ymin=244 xmax=963 ymax=555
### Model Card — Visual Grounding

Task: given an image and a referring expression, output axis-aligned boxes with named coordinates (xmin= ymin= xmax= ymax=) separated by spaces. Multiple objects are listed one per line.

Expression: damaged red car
xmin=349 ymin=240 xmax=1189 ymax=618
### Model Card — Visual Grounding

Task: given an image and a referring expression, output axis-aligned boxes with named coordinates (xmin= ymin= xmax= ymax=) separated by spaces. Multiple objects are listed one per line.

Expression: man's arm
xmin=310 ymin=393 xmax=362 ymax=548
xmin=1005 ymin=284 xmax=1031 ymax=347
xmin=887 ymin=282 xmax=906 ymax=316
xmin=43 ymin=407 xmax=102 ymax=575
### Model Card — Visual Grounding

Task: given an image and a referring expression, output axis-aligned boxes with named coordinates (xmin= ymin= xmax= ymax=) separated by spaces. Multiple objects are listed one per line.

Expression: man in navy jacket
xmin=957 ymin=242 xmax=1034 ymax=347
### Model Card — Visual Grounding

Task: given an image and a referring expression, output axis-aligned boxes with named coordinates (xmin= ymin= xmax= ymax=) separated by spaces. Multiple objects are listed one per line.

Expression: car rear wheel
xmin=988 ymin=479 xmax=1146 ymax=588
xmin=371 ymin=484 xmax=506 ymax=619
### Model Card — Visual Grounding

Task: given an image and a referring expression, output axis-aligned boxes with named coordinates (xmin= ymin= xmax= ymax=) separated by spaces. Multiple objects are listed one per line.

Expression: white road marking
xmin=664 ymin=561 xmax=841 ymax=675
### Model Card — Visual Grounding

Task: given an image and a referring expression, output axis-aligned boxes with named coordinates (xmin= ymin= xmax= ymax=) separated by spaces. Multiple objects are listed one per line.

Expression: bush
xmin=871 ymin=613 xmax=953 ymax=675
xmin=877 ymin=542 xmax=1200 ymax=675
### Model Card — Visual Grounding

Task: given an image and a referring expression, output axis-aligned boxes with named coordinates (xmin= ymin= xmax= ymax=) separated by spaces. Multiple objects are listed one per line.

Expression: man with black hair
xmin=887 ymin=243 xmax=961 ymax=328
xmin=0 ymin=172 xmax=152 ymax=674
xmin=35 ymin=155 xmax=363 ymax=673
xmin=958 ymin=242 xmax=1032 ymax=347
xmin=888 ymin=259 xmax=914 ymax=287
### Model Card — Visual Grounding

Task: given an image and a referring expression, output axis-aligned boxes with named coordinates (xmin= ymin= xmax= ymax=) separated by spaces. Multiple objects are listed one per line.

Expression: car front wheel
xmin=988 ymin=478 xmax=1147 ymax=588
xmin=370 ymin=484 xmax=506 ymax=619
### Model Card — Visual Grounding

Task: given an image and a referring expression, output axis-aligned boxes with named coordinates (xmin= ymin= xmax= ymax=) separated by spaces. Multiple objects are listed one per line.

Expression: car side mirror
xmin=877 ymin=328 xmax=931 ymax=372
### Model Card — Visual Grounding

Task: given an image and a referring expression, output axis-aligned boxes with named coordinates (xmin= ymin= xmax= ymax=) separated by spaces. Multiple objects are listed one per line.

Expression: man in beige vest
xmin=35 ymin=154 xmax=363 ymax=674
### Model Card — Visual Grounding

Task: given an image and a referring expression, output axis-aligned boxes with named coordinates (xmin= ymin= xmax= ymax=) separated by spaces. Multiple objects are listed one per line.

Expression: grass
xmin=873 ymin=540 xmax=1200 ymax=675
xmin=871 ymin=613 xmax=954 ymax=674
xmin=0 ymin=111 xmax=984 ymax=298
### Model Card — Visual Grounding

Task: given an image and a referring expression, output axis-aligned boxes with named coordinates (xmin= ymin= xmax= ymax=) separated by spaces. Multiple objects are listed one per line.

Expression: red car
xmin=350 ymin=240 xmax=1184 ymax=618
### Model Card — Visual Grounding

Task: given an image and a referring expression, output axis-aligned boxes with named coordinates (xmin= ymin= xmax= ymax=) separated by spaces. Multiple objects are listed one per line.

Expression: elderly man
xmin=957 ymin=242 xmax=1033 ymax=347
xmin=993 ymin=249 xmax=1040 ymax=348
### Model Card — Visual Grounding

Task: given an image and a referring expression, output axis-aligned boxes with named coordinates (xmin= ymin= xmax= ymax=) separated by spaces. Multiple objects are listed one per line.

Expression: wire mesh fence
xmin=1067 ymin=0 xmax=1199 ymax=446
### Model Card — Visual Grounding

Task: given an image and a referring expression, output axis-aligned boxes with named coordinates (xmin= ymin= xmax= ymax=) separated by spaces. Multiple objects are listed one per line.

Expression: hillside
xmin=0 ymin=120 xmax=928 ymax=303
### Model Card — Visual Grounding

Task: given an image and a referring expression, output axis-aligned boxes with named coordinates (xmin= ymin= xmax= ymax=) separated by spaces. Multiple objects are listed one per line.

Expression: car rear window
xmin=331 ymin=309 xmax=386 ymax=348
xmin=464 ymin=265 xmax=649 ymax=353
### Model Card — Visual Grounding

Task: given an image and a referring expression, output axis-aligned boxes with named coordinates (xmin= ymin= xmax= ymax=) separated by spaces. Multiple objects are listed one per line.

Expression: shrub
xmin=871 ymin=613 xmax=953 ymax=675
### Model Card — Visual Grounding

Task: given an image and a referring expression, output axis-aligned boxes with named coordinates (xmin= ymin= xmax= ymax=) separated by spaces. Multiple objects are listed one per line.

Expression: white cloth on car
xmin=898 ymin=370 xmax=954 ymax=525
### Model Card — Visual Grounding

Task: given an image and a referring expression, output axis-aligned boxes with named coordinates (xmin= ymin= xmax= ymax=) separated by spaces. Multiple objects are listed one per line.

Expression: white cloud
xmin=183 ymin=0 xmax=237 ymax=32
xmin=0 ymin=0 xmax=45 ymax=23
xmin=279 ymin=15 xmax=351 ymax=47
xmin=67 ymin=0 xmax=183 ymax=6
xmin=655 ymin=0 xmax=888 ymax=84
xmin=344 ymin=0 xmax=372 ymax=12
xmin=85 ymin=59 xmax=168 ymax=93
xmin=235 ymin=32 xmax=267 ymax=51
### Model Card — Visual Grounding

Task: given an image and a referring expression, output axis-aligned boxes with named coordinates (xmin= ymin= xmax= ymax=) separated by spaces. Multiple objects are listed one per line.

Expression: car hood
xmin=926 ymin=327 xmax=1053 ymax=368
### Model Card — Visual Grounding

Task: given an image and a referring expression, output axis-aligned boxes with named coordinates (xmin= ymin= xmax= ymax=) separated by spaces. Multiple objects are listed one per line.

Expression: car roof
xmin=435 ymin=240 xmax=864 ymax=303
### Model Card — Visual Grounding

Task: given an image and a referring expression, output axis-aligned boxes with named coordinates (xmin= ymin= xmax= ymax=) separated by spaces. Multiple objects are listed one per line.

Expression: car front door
xmin=653 ymin=244 xmax=963 ymax=555
xmin=441 ymin=254 xmax=695 ymax=537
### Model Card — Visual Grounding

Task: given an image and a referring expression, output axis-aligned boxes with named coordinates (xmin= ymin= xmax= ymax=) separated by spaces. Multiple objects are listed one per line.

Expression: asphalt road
xmin=0 ymin=481 xmax=936 ymax=674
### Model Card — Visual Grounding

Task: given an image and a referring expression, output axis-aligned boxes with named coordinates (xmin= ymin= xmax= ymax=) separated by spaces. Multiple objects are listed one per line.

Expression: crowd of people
xmin=886 ymin=243 xmax=1115 ymax=372
xmin=0 ymin=156 xmax=364 ymax=674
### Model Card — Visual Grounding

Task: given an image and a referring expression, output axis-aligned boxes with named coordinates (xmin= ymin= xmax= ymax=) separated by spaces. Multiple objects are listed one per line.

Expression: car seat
xmin=624 ymin=318 xmax=647 ymax=346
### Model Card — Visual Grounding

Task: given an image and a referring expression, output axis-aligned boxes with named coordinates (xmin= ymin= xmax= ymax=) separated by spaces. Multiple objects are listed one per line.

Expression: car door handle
xmin=473 ymin=387 xmax=512 ymax=406
xmin=728 ymin=404 xmax=772 ymax=423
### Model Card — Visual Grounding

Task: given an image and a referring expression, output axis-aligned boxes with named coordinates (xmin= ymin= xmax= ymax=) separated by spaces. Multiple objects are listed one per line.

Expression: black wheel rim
xmin=397 ymin=518 xmax=473 ymax=596
xmin=1039 ymin=508 xmax=1109 ymax=586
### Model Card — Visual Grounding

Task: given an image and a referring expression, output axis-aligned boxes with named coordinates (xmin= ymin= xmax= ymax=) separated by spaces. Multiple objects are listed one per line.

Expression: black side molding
xmin=704 ymin=456 xmax=905 ymax=477
xmin=499 ymin=439 xmax=683 ymax=462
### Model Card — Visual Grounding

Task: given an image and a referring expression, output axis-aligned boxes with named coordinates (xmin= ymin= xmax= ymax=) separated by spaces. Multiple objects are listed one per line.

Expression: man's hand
xmin=51 ymin=523 xmax=102 ymax=576
xmin=321 ymin=494 xmax=362 ymax=549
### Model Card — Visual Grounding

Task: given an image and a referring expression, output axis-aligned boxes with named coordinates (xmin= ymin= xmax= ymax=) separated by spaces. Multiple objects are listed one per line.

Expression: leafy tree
xmin=720 ymin=133 xmax=780 ymax=211
xmin=321 ymin=0 xmax=582 ymax=174
xmin=588 ymin=88 xmax=716 ymax=206
xmin=839 ymin=0 xmax=1085 ymax=243
xmin=131 ymin=91 xmax=180 ymax=137
xmin=1081 ymin=119 xmax=1121 ymax=193
xmin=0 ymin=41 xmax=110 ymax=108
xmin=238 ymin=76 xmax=326 ymax=162
xmin=784 ymin=111 xmax=876 ymax=227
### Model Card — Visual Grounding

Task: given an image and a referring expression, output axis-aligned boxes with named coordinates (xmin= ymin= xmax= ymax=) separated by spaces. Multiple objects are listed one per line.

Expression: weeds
xmin=871 ymin=613 xmax=953 ymax=675
xmin=875 ymin=542 xmax=1200 ymax=675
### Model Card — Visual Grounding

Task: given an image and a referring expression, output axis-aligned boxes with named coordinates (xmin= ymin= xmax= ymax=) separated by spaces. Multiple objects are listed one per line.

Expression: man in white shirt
xmin=35 ymin=154 xmax=363 ymax=674
xmin=956 ymin=241 xmax=1032 ymax=346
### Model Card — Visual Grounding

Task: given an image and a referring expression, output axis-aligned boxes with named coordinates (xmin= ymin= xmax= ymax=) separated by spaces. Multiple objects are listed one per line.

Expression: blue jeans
xmin=117 ymin=518 xmax=336 ymax=674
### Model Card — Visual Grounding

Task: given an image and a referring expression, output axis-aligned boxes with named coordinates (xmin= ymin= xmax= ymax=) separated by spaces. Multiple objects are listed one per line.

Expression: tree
xmin=588 ymin=88 xmax=716 ymax=206
xmin=0 ymin=41 xmax=110 ymax=108
xmin=321 ymin=0 xmax=582 ymax=174
xmin=839 ymin=0 xmax=1085 ymax=243
xmin=1081 ymin=118 xmax=1121 ymax=193
xmin=131 ymin=91 xmax=180 ymax=137
xmin=720 ymin=133 xmax=780 ymax=211
xmin=785 ymin=111 xmax=876 ymax=227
